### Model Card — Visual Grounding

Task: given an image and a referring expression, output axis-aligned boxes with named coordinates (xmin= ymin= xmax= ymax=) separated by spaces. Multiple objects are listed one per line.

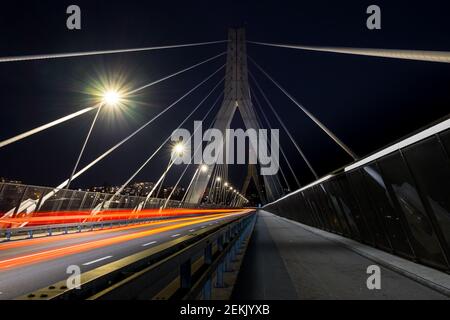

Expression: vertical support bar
xmin=0 ymin=182 xmax=5 ymax=199
xmin=180 ymin=259 xmax=192 ymax=289
xmin=34 ymin=188 xmax=49 ymax=213
xmin=217 ymin=235 xmax=224 ymax=252
xmin=78 ymin=191 xmax=89 ymax=210
xmin=204 ymin=243 xmax=213 ymax=265
xmin=90 ymin=193 xmax=100 ymax=210
xmin=216 ymin=262 xmax=224 ymax=288
xmin=66 ymin=191 xmax=77 ymax=211
xmin=13 ymin=186 xmax=28 ymax=217
xmin=99 ymin=193 xmax=110 ymax=211
xmin=202 ymin=278 xmax=212 ymax=300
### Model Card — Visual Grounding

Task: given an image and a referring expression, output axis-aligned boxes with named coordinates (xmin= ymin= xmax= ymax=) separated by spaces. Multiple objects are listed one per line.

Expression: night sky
xmin=1 ymin=0 xmax=450 ymax=193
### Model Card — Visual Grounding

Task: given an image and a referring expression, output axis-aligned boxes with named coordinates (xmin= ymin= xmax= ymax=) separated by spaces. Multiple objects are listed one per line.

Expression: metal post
xmin=13 ymin=186 xmax=28 ymax=217
xmin=215 ymin=262 xmax=224 ymax=288
xmin=225 ymin=251 xmax=233 ymax=272
xmin=180 ymin=259 xmax=192 ymax=289
xmin=78 ymin=191 xmax=89 ymax=210
xmin=204 ymin=243 xmax=212 ymax=265
xmin=33 ymin=188 xmax=48 ymax=213
xmin=202 ymin=278 xmax=212 ymax=300
xmin=217 ymin=235 xmax=224 ymax=252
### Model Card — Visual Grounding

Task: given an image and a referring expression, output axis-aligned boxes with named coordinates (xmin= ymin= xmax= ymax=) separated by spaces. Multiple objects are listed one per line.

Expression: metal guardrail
xmin=18 ymin=211 xmax=256 ymax=300
xmin=0 ymin=182 xmax=230 ymax=218
xmin=264 ymin=116 xmax=450 ymax=273
xmin=0 ymin=215 xmax=186 ymax=241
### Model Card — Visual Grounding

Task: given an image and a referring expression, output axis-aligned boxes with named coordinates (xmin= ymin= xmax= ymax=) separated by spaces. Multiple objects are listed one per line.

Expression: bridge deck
xmin=232 ymin=210 xmax=449 ymax=300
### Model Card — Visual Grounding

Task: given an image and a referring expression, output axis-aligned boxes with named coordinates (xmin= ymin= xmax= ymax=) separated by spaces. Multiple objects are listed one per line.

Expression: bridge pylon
xmin=184 ymin=28 xmax=284 ymax=205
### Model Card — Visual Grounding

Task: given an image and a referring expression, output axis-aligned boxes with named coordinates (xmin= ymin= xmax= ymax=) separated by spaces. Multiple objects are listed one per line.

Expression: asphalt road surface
xmin=0 ymin=211 xmax=247 ymax=299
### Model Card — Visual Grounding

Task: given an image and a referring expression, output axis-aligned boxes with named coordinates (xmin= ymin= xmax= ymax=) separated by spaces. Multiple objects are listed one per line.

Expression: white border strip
xmin=266 ymin=117 xmax=450 ymax=208
xmin=268 ymin=174 xmax=334 ymax=206
xmin=345 ymin=118 xmax=450 ymax=172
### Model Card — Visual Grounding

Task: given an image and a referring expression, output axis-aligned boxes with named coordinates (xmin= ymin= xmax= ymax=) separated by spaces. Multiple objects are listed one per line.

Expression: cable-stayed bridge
xmin=1 ymin=28 xmax=450 ymax=300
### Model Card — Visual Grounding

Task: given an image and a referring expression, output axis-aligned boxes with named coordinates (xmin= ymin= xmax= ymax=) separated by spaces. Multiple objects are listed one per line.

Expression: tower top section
xmin=224 ymin=28 xmax=250 ymax=106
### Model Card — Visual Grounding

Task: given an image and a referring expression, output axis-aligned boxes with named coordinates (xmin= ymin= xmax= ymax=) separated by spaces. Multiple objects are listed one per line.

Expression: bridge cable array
xmin=250 ymin=87 xmax=300 ymax=190
xmin=7 ymin=63 xmax=226 ymax=215
xmin=112 ymin=78 xmax=225 ymax=211
xmin=249 ymin=71 xmax=319 ymax=180
xmin=248 ymin=56 xmax=358 ymax=160
xmin=9 ymin=35 xmax=446 ymax=213
xmin=0 ymin=51 xmax=226 ymax=149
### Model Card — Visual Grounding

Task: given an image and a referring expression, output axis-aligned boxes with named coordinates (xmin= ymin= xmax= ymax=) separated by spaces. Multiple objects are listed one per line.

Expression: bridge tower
xmin=184 ymin=28 xmax=284 ymax=204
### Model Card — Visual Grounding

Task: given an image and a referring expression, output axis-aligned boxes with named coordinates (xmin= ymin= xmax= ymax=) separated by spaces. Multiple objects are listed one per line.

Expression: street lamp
xmin=201 ymin=164 xmax=208 ymax=173
xmin=173 ymin=143 xmax=185 ymax=156
xmin=68 ymin=89 xmax=125 ymax=185
xmin=102 ymin=90 xmax=121 ymax=107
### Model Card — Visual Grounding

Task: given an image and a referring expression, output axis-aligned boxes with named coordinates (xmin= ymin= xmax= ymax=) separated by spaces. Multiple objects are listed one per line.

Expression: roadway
xmin=0 ymin=210 xmax=249 ymax=299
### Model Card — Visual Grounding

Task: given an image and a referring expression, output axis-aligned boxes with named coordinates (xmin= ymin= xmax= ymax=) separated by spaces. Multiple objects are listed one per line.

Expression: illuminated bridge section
xmin=265 ymin=117 xmax=450 ymax=272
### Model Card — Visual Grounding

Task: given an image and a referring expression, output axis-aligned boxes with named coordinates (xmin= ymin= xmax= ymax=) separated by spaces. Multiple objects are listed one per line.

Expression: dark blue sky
xmin=1 ymin=0 xmax=450 ymax=191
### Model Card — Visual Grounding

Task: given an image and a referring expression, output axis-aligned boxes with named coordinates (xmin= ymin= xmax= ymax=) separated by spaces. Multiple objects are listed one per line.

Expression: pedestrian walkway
xmin=232 ymin=210 xmax=450 ymax=300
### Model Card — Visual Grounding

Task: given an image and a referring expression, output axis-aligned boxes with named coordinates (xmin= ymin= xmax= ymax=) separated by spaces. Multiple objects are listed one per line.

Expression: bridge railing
xmin=265 ymin=116 xmax=450 ymax=273
xmin=0 ymin=182 xmax=223 ymax=218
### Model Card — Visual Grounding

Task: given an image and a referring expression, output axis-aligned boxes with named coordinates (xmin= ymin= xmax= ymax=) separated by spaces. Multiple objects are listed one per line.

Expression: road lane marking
xmin=189 ymin=229 xmax=196 ymax=232
xmin=82 ymin=255 xmax=113 ymax=266
xmin=171 ymin=234 xmax=181 ymax=238
xmin=142 ymin=241 xmax=157 ymax=247
xmin=201 ymin=226 xmax=206 ymax=229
